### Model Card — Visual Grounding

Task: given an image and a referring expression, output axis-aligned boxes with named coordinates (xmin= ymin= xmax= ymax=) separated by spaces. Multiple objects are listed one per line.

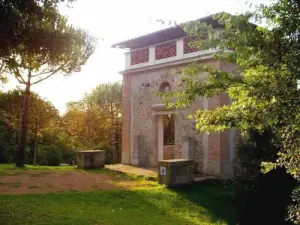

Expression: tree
xmin=63 ymin=82 xmax=123 ymax=163
xmin=87 ymin=82 xmax=122 ymax=163
xmin=162 ymin=1 xmax=299 ymax=223
xmin=0 ymin=8 xmax=96 ymax=167
xmin=0 ymin=0 xmax=75 ymax=59
xmin=63 ymin=101 xmax=111 ymax=149
xmin=0 ymin=89 xmax=24 ymax=162
xmin=0 ymin=89 xmax=59 ymax=163
xmin=0 ymin=89 xmax=24 ymax=148
xmin=28 ymin=94 xmax=59 ymax=165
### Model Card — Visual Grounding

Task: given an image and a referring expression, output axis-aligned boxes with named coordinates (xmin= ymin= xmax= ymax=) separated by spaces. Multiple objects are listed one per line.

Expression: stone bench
xmin=76 ymin=150 xmax=105 ymax=169
xmin=158 ymin=159 xmax=194 ymax=187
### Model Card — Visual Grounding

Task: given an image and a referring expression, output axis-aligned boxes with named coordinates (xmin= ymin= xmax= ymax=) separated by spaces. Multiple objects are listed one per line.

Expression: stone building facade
xmin=112 ymin=15 xmax=237 ymax=178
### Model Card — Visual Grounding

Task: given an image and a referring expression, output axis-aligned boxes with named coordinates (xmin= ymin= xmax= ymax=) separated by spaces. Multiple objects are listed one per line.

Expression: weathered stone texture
xmin=76 ymin=150 xmax=105 ymax=169
xmin=158 ymin=159 xmax=194 ymax=187
xmin=163 ymin=145 xmax=175 ymax=160
xmin=122 ymin=75 xmax=131 ymax=164
xmin=128 ymin=60 xmax=219 ymax=171
xmin=122 ymin=59 xmax=237 ymax=178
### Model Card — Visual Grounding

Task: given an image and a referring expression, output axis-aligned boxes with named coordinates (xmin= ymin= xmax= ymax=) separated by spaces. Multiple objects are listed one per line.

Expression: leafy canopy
xmin=161 ymin=2 xmax=300 ymax=223
xmin=0 ymin=0 xmax=75 ymax=58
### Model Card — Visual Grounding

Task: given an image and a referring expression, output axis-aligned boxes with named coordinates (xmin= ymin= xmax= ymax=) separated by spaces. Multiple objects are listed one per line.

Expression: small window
xmin=159 ymin=82 xmax=171 ymax=93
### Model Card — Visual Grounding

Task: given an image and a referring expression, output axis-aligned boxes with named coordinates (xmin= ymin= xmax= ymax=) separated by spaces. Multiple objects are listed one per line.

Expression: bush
xmin=38 ymin=145 xmax=62 ymax=166
xmin=234 ymin=130 xmax=297 ymax=225
xmin=0 ymin=121 xmax=17 ymax=163
xmin=61 ymin=149 xmax=76 ymax=165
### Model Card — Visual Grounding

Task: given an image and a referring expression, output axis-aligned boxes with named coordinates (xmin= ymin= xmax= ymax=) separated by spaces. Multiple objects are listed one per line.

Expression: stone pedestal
xmin=158 ymin=159 xmax=194 ymax=187
xmin=76 ymin=150 xmax=105 ymax=169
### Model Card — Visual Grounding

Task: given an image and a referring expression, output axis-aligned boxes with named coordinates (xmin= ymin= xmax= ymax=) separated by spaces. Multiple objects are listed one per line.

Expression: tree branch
xmin=31 ymin=65 xmax=64 ymax=85
xmin=14 ymin=73 xmax=26 ymax=84
xmin=13 ymin=68 xmax=26 ymax=84
xmin=31 ymin=68 xmax=50 ymax=77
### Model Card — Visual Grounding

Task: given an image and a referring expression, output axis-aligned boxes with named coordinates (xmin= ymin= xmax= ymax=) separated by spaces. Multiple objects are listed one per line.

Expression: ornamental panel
xmin=155 ymin=42 xmax=177 ymax=60
xmin=184 ymin=36 xmax=200 ymax=54
xmin=131 ymin=48 xmax=149 ymax=65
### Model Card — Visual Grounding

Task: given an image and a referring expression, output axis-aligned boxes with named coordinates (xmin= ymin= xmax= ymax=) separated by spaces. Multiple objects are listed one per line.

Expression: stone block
xmin=76 ymin=150 xmax=105 ymax=169
xmin=158 ymin=159 xmax=194 ymax=187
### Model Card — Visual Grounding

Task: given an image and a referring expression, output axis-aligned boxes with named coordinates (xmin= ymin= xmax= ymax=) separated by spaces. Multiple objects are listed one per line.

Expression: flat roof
xmin=112 ymin=14 xmax=223 ymax=49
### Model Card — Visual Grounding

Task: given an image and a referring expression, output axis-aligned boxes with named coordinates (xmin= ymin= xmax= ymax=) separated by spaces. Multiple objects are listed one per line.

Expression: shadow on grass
xmin=168 ymin=183 xmax=236 ymax=225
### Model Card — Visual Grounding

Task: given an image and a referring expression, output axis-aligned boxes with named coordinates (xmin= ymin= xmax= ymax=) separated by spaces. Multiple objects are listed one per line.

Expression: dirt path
xmin=0 ymin=171 xmax=123 ymax=195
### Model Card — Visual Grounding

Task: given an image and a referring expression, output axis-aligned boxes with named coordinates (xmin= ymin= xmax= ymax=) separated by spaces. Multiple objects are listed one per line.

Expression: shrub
xmin=38 ymin=145 xmax=62 ymax=166
xmin=61 ymin=149 xmax=76 ymax=165
xmin=0 ymin=121 xmax=17 ymax=163
xmin=234 ymin=130 xmax=297 ymax=225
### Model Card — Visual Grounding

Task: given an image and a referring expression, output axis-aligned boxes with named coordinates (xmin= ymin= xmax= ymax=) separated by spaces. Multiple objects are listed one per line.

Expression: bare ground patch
xmin=0 ymin=170 xmax=125 ymax=195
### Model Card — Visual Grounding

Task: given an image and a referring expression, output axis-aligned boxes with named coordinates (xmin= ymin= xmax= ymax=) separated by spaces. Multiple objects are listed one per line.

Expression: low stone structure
xmin=158 ymin=159 xmax=194 ymax=187
xmin=76 ymin=150 xmax=105 ymax=169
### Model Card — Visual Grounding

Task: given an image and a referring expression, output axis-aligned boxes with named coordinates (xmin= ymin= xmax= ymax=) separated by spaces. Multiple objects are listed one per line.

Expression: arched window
xmin=159 ymin=82 xmax=171 ymax=93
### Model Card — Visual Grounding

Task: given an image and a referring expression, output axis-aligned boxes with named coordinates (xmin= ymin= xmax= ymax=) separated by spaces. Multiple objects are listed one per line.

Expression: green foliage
xmin=287 ymin=186 xmax=300 ymax=224
xmin=160 ymin=1 xmax=300 ymax=223
xmin=234 ymin=130 xmax=296 ymax=225
xmin=38 ymin=146 xmax=62 ymax=166
xmin=0 ymin=0 xmax=96 ymax=167
xmin=0 ymin=120 xmax=17 ymax=162
xmin=0 ymin=0 xmax=78 ymax=83
xmin=0 ymin=81 xmax=123 ymax=166
xmin=161 ymin=1 xmax=300 ymax=223
xmin=64 ymin=82 xmax=122 ymax=163
xmin=0 ymin=90 xmax=59 ymax=163
xmin=0 ymin=0 xmax=76 ymax=58
xmin=61 ymin=149 xmax=76 ymax=165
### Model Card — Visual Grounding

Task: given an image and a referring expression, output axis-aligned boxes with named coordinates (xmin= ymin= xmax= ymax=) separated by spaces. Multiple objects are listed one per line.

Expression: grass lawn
xmin=0 ymin=164 xmax=236 ymax=225
xmin=0 ymin=163 xmax=76 ymax=175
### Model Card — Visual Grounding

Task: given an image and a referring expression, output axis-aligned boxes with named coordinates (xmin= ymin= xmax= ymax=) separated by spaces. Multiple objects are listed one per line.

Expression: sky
xmin=2 ymin=0 xmax=270 ymax=113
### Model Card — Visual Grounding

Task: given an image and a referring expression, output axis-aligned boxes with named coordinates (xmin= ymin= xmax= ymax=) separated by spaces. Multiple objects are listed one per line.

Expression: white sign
xmin=297 ymin=80 xmax=300 ymax=90
xmin=160 ymin=166 xmax=167 ymax=176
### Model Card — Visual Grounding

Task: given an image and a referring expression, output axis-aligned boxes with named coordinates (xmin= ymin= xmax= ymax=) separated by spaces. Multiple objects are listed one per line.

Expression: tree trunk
xmin=15 ymin=114 xmax=19 ymax=160
xmin=16 ymin=84 xmax=30 ymax=167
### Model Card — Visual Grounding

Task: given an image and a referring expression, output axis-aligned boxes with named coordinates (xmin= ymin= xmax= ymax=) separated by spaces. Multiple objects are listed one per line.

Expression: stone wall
xmin=122 ymin=59 xmax=238 ymax=177
xmin=127 ymin=60 xmax=218 ymax=173
xmin=122 ymin=75 xmax=131 ymax=164
xmin=163 ymin=145 xmax=175 ymax=160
